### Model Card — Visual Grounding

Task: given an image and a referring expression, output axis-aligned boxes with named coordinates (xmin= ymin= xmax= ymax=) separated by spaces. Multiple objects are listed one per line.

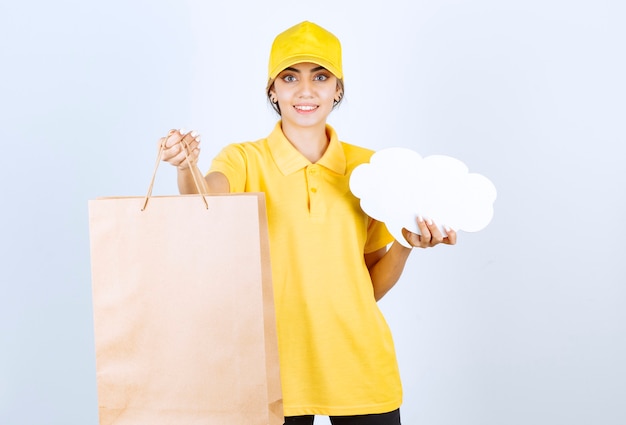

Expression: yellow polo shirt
xmin=209 ymin=122 xmax=401 ymax=417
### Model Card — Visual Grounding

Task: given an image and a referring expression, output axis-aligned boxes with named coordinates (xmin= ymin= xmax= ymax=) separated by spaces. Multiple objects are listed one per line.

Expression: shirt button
xmin=310 ymin=188 xmax=317 ymax=193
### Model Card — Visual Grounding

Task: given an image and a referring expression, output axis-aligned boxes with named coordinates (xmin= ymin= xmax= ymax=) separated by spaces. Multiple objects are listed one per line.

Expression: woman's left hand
xmin=401 ymin=216 xmax=457 ymax=248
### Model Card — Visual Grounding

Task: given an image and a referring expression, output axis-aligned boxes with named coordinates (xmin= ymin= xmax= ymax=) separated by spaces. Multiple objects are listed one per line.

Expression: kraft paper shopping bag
xmin=88 ymin=144 xmax=282 ymax=424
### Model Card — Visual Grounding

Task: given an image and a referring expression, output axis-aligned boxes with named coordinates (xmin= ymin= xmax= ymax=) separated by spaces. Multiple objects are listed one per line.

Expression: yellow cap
xmin=268 ymin=21 xmax=343 ymax=81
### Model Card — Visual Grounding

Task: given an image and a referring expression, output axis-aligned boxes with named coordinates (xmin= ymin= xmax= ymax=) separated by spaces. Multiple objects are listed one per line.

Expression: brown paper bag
xmin=88 ymin=150 xmax=282 ymax=424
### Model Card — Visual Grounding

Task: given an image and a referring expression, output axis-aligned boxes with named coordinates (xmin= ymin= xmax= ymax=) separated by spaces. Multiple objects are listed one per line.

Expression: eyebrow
xmin=282 ymin=65 xmax=327 ymax=73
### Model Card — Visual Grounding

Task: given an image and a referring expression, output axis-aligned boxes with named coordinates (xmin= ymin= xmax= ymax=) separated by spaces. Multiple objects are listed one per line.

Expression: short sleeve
xmin=364 ymin=218 xmax=395 ymax=253
xmin=208 ymin=144 xmax=247 ymax=193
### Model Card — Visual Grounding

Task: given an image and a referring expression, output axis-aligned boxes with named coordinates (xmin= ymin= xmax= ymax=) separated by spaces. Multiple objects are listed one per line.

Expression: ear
xmin=334 ymin=84 xmax=343 ymax=103
xmin=269 ymin=89 xmax=278 ymax=104
xmin=334 ymin=92 xmax=343 ymax=104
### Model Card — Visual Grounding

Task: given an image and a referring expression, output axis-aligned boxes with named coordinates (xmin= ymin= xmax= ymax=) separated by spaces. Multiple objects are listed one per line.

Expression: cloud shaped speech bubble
xmin=349 ymin=148 xmax=497 ymax=248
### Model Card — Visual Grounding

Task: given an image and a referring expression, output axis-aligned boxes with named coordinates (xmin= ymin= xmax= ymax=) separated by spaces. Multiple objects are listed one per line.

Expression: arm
xmin=178 ymin=168 xmax=230 ymax=194
xmin=159 ymin=129 xmax=230 ymax=194
xmin=366 ymin=216 xmax=457 ymax=301
xmin=366 ymin=242 xmax=411 ymax=301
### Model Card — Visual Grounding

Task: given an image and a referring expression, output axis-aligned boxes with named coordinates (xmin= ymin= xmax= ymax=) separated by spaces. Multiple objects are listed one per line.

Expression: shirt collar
xmin=267 ymin=121 xmax=347 ymax=176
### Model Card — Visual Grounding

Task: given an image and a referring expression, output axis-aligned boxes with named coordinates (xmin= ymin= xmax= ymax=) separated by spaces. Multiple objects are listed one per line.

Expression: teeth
xmin=295 ymin=105 xmax=316 ymax=111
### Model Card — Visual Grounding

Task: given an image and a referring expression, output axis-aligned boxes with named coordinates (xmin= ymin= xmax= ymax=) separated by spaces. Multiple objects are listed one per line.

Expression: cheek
xmin=324 ymin=90 xmax=338 ymax=105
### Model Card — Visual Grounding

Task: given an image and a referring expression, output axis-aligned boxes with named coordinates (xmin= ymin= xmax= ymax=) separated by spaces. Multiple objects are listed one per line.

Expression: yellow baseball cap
xmin=268 ymin=21 xmax=343 ymax=81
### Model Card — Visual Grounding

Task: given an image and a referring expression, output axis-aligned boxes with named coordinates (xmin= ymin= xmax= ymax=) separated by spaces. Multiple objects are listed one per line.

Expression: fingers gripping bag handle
xmin=141 ymin=130 xmax=209 ymax=211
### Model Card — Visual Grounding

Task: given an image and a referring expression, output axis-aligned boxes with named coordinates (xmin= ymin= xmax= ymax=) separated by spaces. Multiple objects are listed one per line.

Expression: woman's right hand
xmin=159 ymin=129 xmax=201 ymax=170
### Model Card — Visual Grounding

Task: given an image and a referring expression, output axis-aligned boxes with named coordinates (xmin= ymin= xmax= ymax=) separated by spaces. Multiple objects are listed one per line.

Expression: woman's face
xmin=270 ymin=62 xmax=341 ymax=128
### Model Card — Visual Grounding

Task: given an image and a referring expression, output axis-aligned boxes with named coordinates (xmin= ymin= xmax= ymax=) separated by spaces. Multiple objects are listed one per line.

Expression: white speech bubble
xmin=349 ymin=148 xmax=497 ymax=248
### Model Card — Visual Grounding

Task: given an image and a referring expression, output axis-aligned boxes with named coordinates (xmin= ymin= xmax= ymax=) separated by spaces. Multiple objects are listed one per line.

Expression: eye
xmin=314 ymin=74 xmax=329 ymax=81
xmin=282 ymin=74 xmax=297 ymax=82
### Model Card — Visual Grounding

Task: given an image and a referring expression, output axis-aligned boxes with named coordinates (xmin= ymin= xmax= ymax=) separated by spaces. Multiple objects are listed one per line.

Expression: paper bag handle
xmin=141 ymin=131 xmax=209 ymax=211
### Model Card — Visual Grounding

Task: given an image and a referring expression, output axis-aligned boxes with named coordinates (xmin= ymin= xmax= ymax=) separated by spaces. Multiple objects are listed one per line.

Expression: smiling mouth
xmin=294 ymin=105 xmax=318 ymax=112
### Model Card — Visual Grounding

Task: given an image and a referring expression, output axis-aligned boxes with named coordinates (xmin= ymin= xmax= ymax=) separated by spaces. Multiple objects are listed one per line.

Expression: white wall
xmin=1 ymin=1 xmax=624 ymax=424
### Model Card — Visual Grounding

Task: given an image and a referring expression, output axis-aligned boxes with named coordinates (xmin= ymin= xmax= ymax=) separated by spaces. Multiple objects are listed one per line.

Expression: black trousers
xmin=284 ymin=408 xmax=401 ymax=425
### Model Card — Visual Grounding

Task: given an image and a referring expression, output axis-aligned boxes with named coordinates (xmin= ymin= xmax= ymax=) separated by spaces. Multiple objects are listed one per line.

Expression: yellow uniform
xmin=209 ymin=122 xmax=401 ymax=416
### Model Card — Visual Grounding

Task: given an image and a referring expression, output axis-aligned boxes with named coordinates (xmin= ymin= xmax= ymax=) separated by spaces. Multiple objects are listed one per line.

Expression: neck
xmin=281 ymin=121 xmax=329 ymax=163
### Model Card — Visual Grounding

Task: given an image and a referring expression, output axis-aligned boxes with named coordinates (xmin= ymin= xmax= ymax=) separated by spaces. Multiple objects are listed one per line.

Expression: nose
xmin=298 ymin=78 xmax=313 ymax=97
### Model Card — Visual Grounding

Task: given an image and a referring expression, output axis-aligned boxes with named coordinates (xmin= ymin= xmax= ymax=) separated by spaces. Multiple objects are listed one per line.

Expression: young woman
xmin=161 ymin=21 xmax=456 ymax=425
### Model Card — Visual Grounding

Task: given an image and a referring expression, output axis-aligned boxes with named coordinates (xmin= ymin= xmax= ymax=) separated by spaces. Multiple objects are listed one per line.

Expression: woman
xmin=161 ymin=20 xmax=456 ymax=425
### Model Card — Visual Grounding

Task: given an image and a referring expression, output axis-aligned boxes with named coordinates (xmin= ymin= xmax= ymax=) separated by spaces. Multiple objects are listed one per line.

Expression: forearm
xmin=177 ymin=165 xmax=206 ymax=194
xmin=369 ymin=241 xmax=412 ymax=301
xmin=178 ymin=167 xmax=229 ymax=195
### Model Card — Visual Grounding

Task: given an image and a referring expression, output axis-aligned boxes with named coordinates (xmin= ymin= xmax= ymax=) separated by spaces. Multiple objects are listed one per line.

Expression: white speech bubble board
xmin=349 ymin=147 xmax=497 ymax=248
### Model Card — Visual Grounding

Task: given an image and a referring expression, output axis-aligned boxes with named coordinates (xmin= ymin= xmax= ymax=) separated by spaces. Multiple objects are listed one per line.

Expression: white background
xmin=1 ymin=1 xmax=625 ymax=424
